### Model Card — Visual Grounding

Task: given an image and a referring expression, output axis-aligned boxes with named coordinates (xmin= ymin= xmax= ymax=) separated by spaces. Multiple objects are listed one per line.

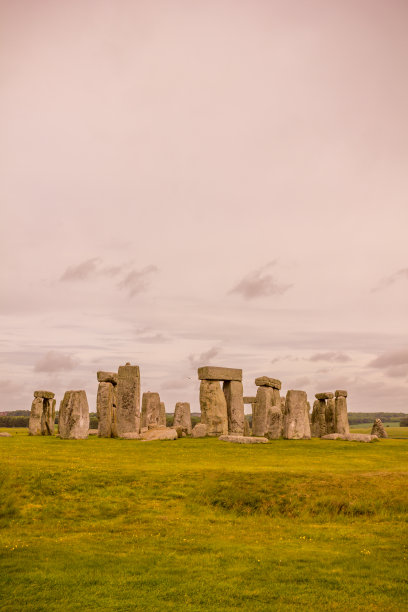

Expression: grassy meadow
xmin=1 ymin=429 xmax=407 ymax=611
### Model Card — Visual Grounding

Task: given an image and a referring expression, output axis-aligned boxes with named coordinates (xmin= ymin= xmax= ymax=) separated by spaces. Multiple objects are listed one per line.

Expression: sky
xmin=1 ymin=0 xmax=408 ymax=415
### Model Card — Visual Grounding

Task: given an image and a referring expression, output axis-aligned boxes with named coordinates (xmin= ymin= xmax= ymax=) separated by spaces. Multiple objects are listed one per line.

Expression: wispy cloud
xmin=372 ymin=268 xmax=408 ymax=292
xmin=368 ymin=349 xmax=408 ymax=368
xmin=137 ymin=333 xmax=170 ymax=344
xmin=60 ymin=258 xmax=101 ymax=281
xmin=34 ymin=351 xmax=78 ymax=373
xmin=309 ymin=352 xmax=352 ymax=363
xmin=118 ymin=265 xmax=158 ymax=297
xmin=188 ymin=346 xmax=221 ymax=369
xmin=229 ymin=262 xmax=292 ymax=300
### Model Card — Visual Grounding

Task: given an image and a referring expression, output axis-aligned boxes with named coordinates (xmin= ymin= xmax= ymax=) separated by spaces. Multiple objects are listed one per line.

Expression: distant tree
xmin=400 ymin=417 xmax=408 ymax=427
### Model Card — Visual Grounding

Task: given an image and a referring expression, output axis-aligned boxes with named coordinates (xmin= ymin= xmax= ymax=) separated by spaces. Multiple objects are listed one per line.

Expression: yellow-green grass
xmin=1 ymin=430 xmax=407 ymax=611
xmin=350 ymin=425 xmax=408 ymax=438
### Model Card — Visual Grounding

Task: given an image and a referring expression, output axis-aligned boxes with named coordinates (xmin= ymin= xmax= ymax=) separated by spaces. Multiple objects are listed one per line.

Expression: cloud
xmin=188 ymin=346 xmax=221 ymax=369
xmin=372 ymin=268 xmax=408 ymax=292
xmin=60 ymin=258 xmax=101 ymax=281
xmin=160 ymin=378 xmax=191 ymax=391
xmin=117 ymin=265 xmax=158 ymax=297
xmin=368 ymin=349 xmax=408 ymax=368
xmin=137 ymin=333 xmax=170 ymax=344
xmin=34 ymin=351 xmax=78 ymax=373
xmin=229 ymin=263 xmax=292 ymax=300
xmin=309 ymin=352 xmax=352 ymax=363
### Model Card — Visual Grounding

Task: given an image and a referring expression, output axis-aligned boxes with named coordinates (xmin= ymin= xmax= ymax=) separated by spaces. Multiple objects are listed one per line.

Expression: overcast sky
xmin=1 ymin=0 xmax=408 ymax=414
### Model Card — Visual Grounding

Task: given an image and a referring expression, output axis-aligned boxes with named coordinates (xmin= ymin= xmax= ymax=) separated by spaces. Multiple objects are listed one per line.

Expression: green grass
xmin=349 ymin=425 xmax=408 ymax=438
xmin=1 ymin=430 xmax=407 ymax=611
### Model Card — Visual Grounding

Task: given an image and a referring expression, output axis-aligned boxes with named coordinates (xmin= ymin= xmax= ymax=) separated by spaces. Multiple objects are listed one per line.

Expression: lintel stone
xmin=254 ymin=377 xmax=281 ymax=390
xmin=97 ymin=371 xmax=118 ymax=385
xmin=198 ymin=366 xmax=242 ymax=382
xmin=34 ymin=390 xmax=55 ymax=399
xmin=335 ymin=389 xmax=348 ymax=398
xmin=315 ymin=392 xmax=334 ymax=400
xmin=243 ymin=396 xmax=257 ymax=404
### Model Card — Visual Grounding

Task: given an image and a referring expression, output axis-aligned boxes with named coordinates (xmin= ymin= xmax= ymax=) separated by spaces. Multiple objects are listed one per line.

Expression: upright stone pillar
xmin=173 ymin=402 xmax=192 ymax=435
xmin=116 ymin=363 xmax=140 ymax=436
xmin=96 ymin=371 xmax=118 ymax=438
xmin=29 ymin=391 xmax=55 ymax=436
xmin=159 ymin=402 xmax=166 ymax=427
xmin=325 ymin=397 xmax=336 ymax=434
xmin=311 ymin=393 xmax=332 ymax=437
xmin=283 ymin=390 xmax=311 ymax=439
xmin=141 ymin=392 xmax=161 ymax=429
xmin=253 ymin=386 xmax=274 ymax=437
xmin=334 ymin=390 xmax=349 ymax=435
xmin=253 ymin=377 xmax=282 ymax=438
xmin=265 ymin=405 xmax=283 ymax=439
xmin=223 ymin=380 xmax=244 ymax=435
xmin=199 ymin=380 xmax=228 ymax=436
xmin=59 ymin=390 xmax=89 ymax=439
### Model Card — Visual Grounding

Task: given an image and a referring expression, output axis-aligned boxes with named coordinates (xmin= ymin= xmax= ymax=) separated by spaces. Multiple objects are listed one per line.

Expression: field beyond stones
xmin=1 ymin=431 xmax=407 ymax=611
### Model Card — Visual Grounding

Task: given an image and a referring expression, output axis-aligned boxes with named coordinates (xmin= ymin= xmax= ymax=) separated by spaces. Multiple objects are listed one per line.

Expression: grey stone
xmin=371 ymin=418 xmax=388 ymax=438
xmin=198 ymin=366 xmax=242 ymax=381
xmin=159 ymin=402 xmax=166 ymax=427
xmin=0 ymin=432 xmax=12 ymax=437
xmin=311 ymin=399 xmax=327 ymax=437
xmin=315 ymin=392 xmax=334 ymax=400
xmin=116 ymin=363 xmax=140 ymax=436
xmin=97 ymin=382 xmax=114 ymax=438
xmin=29 ymin=396 xmax=55 ymax=436
xmin=265 ymin=405 xmax=283 ymax=439
xmin=283 ymin=390 xmax=311 ymax=439
xmin=243 ymin=396 xmax=257 ymax=404
xmin=173 ymin=402 xmax=192 ymax=435
xmin=335 ymin=395 xmax=349 ymax=435
xmin=335 ymin=389 xmax=348 ymax=398
xmin=199 ymin=380 xmax=228 ymax=436
xmin=29 ymin=397 xmax=43 ymax=436
xmin=218 ymin=435 xmax=268 ymax=444
xmin=243 ymin=418 xmax=251 ymax=436
xmin=141 ymin=427 xmax=178 ymax=441
xmin=121 ymin=432 xmax=142 ymax=439
xmin=252 ymin=386 xmax=274 ymax=437
xmin=97 ymin=371 xmax=118 ymax=385
xmin=321 ymin=433 xmax=346 ymax=440
xmin=34 ymin=390 xmax=55 ymax=399
xmin=325 ymin=398 xmax=336 ymax=434
xmin=141 ymin=392 xmax=161 ymax=430
xmin=321 ymin=433 xmax=379 ymax=443
xmin=192 ymin=423 xmax=208 ymax=438
xmin=58 ymin=390 xmax=89 ymax=439
xmin=41 ymin=398 xmax=55 ymax=435
xmin=223 ymin=380 xmax=244 ymax=435
xmin=254 ymin=377 xmax=281 ymax=390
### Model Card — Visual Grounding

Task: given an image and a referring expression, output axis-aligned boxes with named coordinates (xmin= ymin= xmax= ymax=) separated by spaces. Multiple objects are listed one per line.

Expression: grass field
xmin=1 ymin=430 xmax=407 ymax=611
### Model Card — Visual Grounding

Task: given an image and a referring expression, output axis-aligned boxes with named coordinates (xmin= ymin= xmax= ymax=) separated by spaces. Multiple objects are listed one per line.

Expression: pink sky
xmin=1 ymin=0 xmax=408 ymax=413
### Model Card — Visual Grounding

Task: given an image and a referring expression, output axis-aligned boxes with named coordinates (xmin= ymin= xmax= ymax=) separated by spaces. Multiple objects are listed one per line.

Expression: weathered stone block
xmin=254 ymin=377 xmax=281 ymax=390
xmin=335 ymin=395 xmax=349 ymax=435
xmin=141 ymin=428 xmax=178 ymax=441
xmin=29 ymin=397 xmax=43 ymax=435
xmin=218 ymin=435 xmax=268 ymax=444
xmin=97 ymin=382 xmax=114 ymax=438
xmin=198 ymin=366 xmax=242 ymax=381
xmin=252 ymin=386 xmax=274 ymax=437
xmin=41 ymin=398 xmax=55 ymax=435
xmin=265 ymin=405 xmax=283 ymax=439
xmin=192 ymin=423 xmax=208 ymax=438
xmin=199 ymin=380 xmax=228 ymax=436
xmin=335 ymin=389 xmax=347 ymax=398
xmin=34 ymin=390 xmax=55 ymax=399
xmin=283 ymin=390 xmax=311 ymax=439
xmin=371 ymin=418 xmax=388 ymax=438
xmin=141 ymin=392 xmax=161 ymax=429
xmin=173 ymin=402 xmax=192 ymax=435
xmin=116 ymin=363 xmax=140 ymax=436
xmin=325 ymin=398 xmax=336 ymax=434
xmin=243 ymin=418 xmax=251 ymax=436
xmin=58 ymin=390 xmax=89 ymax=439
xmin=223 ymin=380 xmax=244 ymax=435
xmin=315 ymin=392 xmax=334 ymax=400
xmin=97 ymin=371 xmax=118 ymax=385
xmin=243 ymin=396 xmax=257 ymax=404
xmin=159 ymin=402 xmax=166 ymax=427
xmin=311 ymin=399 xmax=327 ymax=437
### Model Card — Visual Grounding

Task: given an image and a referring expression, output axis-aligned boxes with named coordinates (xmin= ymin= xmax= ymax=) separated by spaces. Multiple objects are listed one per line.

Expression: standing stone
xmin=141 ymin=392 xmax=161 ymax=429
xmin=311 ymin=399 xmax=327 ymax=437
xmin=223 ymin=380 xmax=244 ymax=435
xmin=272 ymin=388 xmax=281 ymax=406
xmin=283 ymin=390 xmax=311 ymax=439
xmin=243 ymin=418 xmax=251 ymax=436
xmin=192 ymin=423 xmax=208 ymax=438
xmin=280 ymin=397 xmax=286 ymax=415
xmin=335 ymin=393 xmax=349 ymax=435
xmin=58 ymin=390 xmax=89 ymax=439
xmin=97 ymin=382 xmax=114 ymax=438
xmin=41 ymin=398 xmax=55 ymax=435
xmin=29 ymin=397 xmax=43 ymax=436
xmin=265 ymin=405 xmax=283 ymax=439
xmin=199 ymin=380 xmax=228 ymax=436
xmin=116 ymin=363 xmax=140 ymax=436
xmin=371 ymin=418 xmax=388 ymax=438
xmin=325 ymin=398 xmax=336 ymax=434
xmin=252 ymin=386 xmax=274 ymax=437
xmin=173 ymin=402 xmax=192 ymax=435
xmin=159 ymin=402 xmax=166 ymax=427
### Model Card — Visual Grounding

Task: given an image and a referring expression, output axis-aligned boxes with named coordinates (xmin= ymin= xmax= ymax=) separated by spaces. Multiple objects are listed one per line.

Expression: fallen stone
xmin=335 ymin=395 xmax=350 ymax=435
xmin=116 ymin=363 xmax=141 ymax=436
xmin=141 ymin=427 xmax=178 ymax=441
xmin=121 ymin=432 xmax=142 ymax=439
xmin=198 ymin=366 xmax=242 ymax=381
xmin=199 ymin=380 xmax=228 ymax=436
xmin=252 ymin=386 xmax=274 ymax=437
xmin=335 ymin=389 xmax=348 ymax=398
xmin=192 ymin=423 xmax=208 ymax=438
xmin=371 ymin=418 xmax=388 ymax=438
xmin=283 ymin=390 xmax=311 ymax=439
xmin=88 ymin=429 xmax=99 ymax=435
xmin=34 ymin=390 xmax=55 ymax=399
xmin=322 ymin=433 xmax=379 ymax=443
xmin=0 ymin=432 xmax=12 ymax=437
xmin=223 ymin=380 xmax=244 ymax=435
xmin=321 ymin=433 xmax=346 ymax=440
xmin=141 ymin=392 xmax=161 ymax=429
xmin=97 ymin=371 xmax=118 ymax=385
xmin=218 ymin=435 xmax=268 ymax=444
xmin=315 ymin=392 xmax=334 ymax=400
xmin=254 ymin=377 xmax=281 ymax=390
xmin=58 ymin=390 xmax=89 ymax=439
xmin=97 ymin=382 xmax=114 ymax=438
xmin=173 ymin=402 xmax=192 ymax=435
xmin=243 ymin=396 xmax=257 ymax=404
